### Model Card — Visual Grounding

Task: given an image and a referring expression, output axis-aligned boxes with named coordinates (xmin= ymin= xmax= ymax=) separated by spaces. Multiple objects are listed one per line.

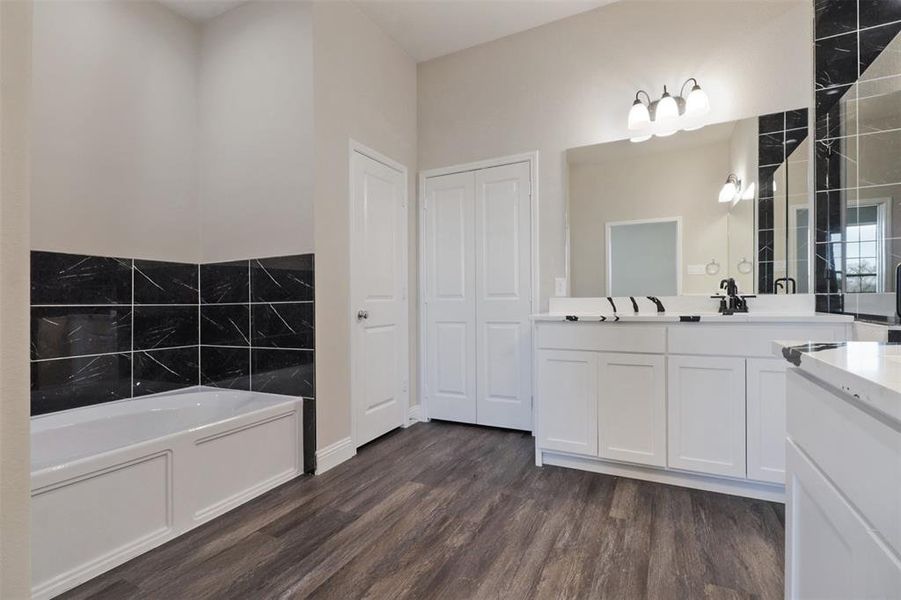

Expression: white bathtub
xmin=30 ymin=387 xmax=304 ymax=600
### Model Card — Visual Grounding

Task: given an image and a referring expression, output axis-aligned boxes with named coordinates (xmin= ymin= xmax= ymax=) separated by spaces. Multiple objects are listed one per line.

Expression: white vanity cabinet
xmin=666 ymin=355 xmax=746 ymax=478
xmin=785 ymin=367 xmax=901 ymax=599
xmin=534 ymin=317 xmax=852 ymax=501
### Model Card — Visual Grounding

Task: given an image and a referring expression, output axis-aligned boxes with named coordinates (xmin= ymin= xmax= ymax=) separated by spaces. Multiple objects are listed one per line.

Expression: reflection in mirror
xmin=821 ymin=25 xmax=901 ymax=319
xmin=606 ymin=219 xmax=680 ymax=296
xmin=567 ymin=112 xmax=811 ymax=298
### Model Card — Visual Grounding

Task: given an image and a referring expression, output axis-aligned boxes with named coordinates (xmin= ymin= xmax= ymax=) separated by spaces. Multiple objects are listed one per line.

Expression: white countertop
xmin=775 ymin=341 xmax=901 ymax=427
xmin=532 ymin=313 xmax=854 ymax=324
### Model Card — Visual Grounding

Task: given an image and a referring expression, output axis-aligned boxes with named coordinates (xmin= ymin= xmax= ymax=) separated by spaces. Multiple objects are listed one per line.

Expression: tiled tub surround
xmin=813 ymin=0 xmax=901 ymax=315
xmin=30 ymin=251 xmax=315 ymax=422
xmin=199 ymin=255 xmax=315 ymax=400
xmin=30 ymin=253 xmax=201 ymax=415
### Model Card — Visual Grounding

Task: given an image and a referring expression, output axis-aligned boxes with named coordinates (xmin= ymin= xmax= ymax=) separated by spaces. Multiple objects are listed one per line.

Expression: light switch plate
xmin=554 ymin=277 xmax=567 ymax=296
xmin=687 ymin=264 xmax=706 ymax=276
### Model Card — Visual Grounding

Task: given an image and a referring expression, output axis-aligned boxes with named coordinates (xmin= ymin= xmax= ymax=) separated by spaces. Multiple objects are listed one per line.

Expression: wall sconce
xmin=719 ymin=174 xmax=742 ymax=204
xmin=628 ymin=78 xmax=710 ymax=142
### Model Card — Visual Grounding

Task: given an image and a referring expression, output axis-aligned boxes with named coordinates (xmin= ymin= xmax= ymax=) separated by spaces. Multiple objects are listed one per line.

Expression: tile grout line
xmin=130 ymin=259 xmax=135 ymax=398
xmin=248 ymin=259 xmax=253 ymax=391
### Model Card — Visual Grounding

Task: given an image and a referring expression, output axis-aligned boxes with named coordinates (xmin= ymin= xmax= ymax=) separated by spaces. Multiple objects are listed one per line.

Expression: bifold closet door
xmin=423 ymin=161 xmax=532 ymax=431
xmin=423 ymin=171 xmax=478 ymax=424
xmin=474 ymin=162 xmax=532 ymax=430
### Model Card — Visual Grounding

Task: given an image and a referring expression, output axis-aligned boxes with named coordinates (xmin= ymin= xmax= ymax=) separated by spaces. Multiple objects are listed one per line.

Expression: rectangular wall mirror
xmin=566 ymin=108 xmax=810 ymax=298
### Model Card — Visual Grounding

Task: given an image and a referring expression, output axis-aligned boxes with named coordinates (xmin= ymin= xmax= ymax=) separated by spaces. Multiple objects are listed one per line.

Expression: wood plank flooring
xmin=60 ymin=422 xmax=785 ymax=600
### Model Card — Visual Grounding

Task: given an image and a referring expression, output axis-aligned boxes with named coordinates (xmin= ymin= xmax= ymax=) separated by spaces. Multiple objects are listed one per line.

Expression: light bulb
xmin=630 ymin=133 xmax=652 ymax=143
xmin=655 ymin=89 xmax=680 ymax=123
xmin=628 ymin=99 xmax=651 ymax=130
xmin=685 ymin=84 xmax=710 ymax=116
xmin=718 ymin=175 xmax=741 ymax=203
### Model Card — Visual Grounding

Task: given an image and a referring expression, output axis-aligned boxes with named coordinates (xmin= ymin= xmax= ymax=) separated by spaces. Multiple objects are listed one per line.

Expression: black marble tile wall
xmin=814 ymin=0 xmax=901 ymax=314
xmin=200 ymin=254 xmax=314 ymax=397
xmin=31 ymin=252 xmax=200 ymax=415
xmin=757 ymin=109 xmax=808 ymax=293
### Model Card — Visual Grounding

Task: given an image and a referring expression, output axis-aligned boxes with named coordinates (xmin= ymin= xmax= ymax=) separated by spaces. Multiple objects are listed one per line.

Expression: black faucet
xmin=774 ymin=277 xmax=797 ymax=294
xmin=711 ymin=278 xmax=756 ymax=314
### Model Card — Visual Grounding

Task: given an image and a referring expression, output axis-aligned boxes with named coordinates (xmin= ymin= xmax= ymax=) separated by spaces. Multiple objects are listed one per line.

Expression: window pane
xmin=859 ymin=242 xmax=877 ymax=258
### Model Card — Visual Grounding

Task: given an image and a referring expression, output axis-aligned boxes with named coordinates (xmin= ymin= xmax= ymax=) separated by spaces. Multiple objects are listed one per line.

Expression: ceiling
xmin=157 ymin=0 xmax=619 ymax=62
xmin=354 ymin=0 xmax=618 ymax=62
xmin=157 ymin=0 xmax=249 ymax=23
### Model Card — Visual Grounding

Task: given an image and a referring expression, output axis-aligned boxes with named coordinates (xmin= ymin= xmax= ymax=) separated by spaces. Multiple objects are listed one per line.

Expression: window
xmin=845 ymin=205 xmax=882 ymax=293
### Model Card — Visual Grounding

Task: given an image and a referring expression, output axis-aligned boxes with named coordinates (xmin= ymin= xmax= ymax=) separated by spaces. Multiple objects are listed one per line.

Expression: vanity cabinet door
xmin=597 ymin=353 xmax=666 ymax=467
xmin=536 ymin=350 xmax=598 ymax=456
xmin=786 ymin=440 xmax=901 ymax=600
xmin=747 ymin=358 xmax=787 ymax=484
xmin=667 ymin=356 xmax=746 ymax=478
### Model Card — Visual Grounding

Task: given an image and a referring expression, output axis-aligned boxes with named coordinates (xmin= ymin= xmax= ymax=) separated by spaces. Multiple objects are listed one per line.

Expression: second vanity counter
xmin=533 ymin=306 xmax=854 ymax=502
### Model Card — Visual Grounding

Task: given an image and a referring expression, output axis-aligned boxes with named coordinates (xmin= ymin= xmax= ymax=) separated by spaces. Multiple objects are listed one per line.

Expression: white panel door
xmin=667 ymin=355 xmax=746 ymax=478
xmin=597 ymin=353 xmax=666 ymax=467
xmin=747 ymin=358 xmax=787 ymax=484
xmin=423 ymin=171 xmax=477 ymax=424
xmin=474 ymin=162 xmax=532 ymax=430
xmin=351 ymin=150 xmax=408 ymax=447
xmin=536 ymin=350 xmax=598 ymax=456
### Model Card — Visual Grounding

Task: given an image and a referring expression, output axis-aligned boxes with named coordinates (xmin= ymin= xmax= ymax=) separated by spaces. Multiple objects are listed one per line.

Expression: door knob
xmin=357 ymin=310 xmax=369 ymax=321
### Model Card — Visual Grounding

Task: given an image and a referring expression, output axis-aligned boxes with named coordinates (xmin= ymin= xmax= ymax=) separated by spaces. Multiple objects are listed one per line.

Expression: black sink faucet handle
xmin=647 ymin=296 xmax=666 ymax=313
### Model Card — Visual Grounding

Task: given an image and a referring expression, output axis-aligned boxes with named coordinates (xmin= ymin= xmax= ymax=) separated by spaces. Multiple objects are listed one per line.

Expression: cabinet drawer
xmin=667 ymin=324 xmax=845 ymax=357
xmin=787 ymin=369 xmax=901 ymax=558
xmin=537 ymin=323 xmax=665 ymax=354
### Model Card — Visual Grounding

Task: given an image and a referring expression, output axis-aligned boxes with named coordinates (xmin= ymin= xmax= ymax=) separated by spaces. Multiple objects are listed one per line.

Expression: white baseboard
xmin=407 ymin=404 xmax=423 ymax=425
xmin=315 ymin=437 xmax=355 ymax=474
xmin=541 ymin=451 xmax=785 ymax=503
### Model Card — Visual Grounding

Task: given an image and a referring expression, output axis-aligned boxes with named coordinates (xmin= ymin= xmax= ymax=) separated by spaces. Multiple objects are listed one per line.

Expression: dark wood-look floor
xmin=60 ymin=422 xmax=785 ymax=600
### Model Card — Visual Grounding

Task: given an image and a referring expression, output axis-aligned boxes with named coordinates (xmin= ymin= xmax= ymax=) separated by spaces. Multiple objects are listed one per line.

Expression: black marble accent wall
xmin=814 ymin=0 xmax=901 ymax=313
xmin=757 ymin=108 xmax=809 ymax=294
xmin=31 ymin=252 xmax=200 ymax=415
xmin=31 ymin=250 xmax=317 ymax=472
xmin=199 ymin=255 xmax=315 ymax=399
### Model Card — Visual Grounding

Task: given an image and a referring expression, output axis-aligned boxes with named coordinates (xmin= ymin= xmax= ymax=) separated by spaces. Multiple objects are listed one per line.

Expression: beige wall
xmin=30 ymin=0 xmax=200 ymax=262
xmin=569 ymin=140 xmax=731 ymax=296
xmin=1 ymin=0 xmax=32 ymax=596
xmin=313 ymin=2 xmax=417 ymax=450
xmin=418 ymin=0 xmax=812 ymax=308
xmin=198 ymin=1 xmax=314 ymax=262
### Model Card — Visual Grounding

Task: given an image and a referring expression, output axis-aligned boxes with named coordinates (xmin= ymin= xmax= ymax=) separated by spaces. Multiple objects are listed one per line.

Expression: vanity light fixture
xmin=628 ymin=78 xmax=710 ymax=141
xmin=719 ymin=174 xmax=742 ymax=204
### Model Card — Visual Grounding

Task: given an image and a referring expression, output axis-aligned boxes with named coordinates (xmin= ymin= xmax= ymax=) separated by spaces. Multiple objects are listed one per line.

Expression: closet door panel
xmin=423 ymin=172 xmax=477 ymax=423
xmin=475 ymin=162 xmax=532 ymax=431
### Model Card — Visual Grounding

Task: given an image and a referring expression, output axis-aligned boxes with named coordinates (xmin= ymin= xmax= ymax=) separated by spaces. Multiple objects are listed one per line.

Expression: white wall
xmin=198 ymin=1 xmax=314 ymax=263
xmin=313 ymin=2 xmax=417 ymax=451
xmin=31 ymin=0 xmax=200 ymax=262
xmin=1 ymin=0 xmax=33 ymax=596
xmin=418 ymin=0 xmax=812 ymax=308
